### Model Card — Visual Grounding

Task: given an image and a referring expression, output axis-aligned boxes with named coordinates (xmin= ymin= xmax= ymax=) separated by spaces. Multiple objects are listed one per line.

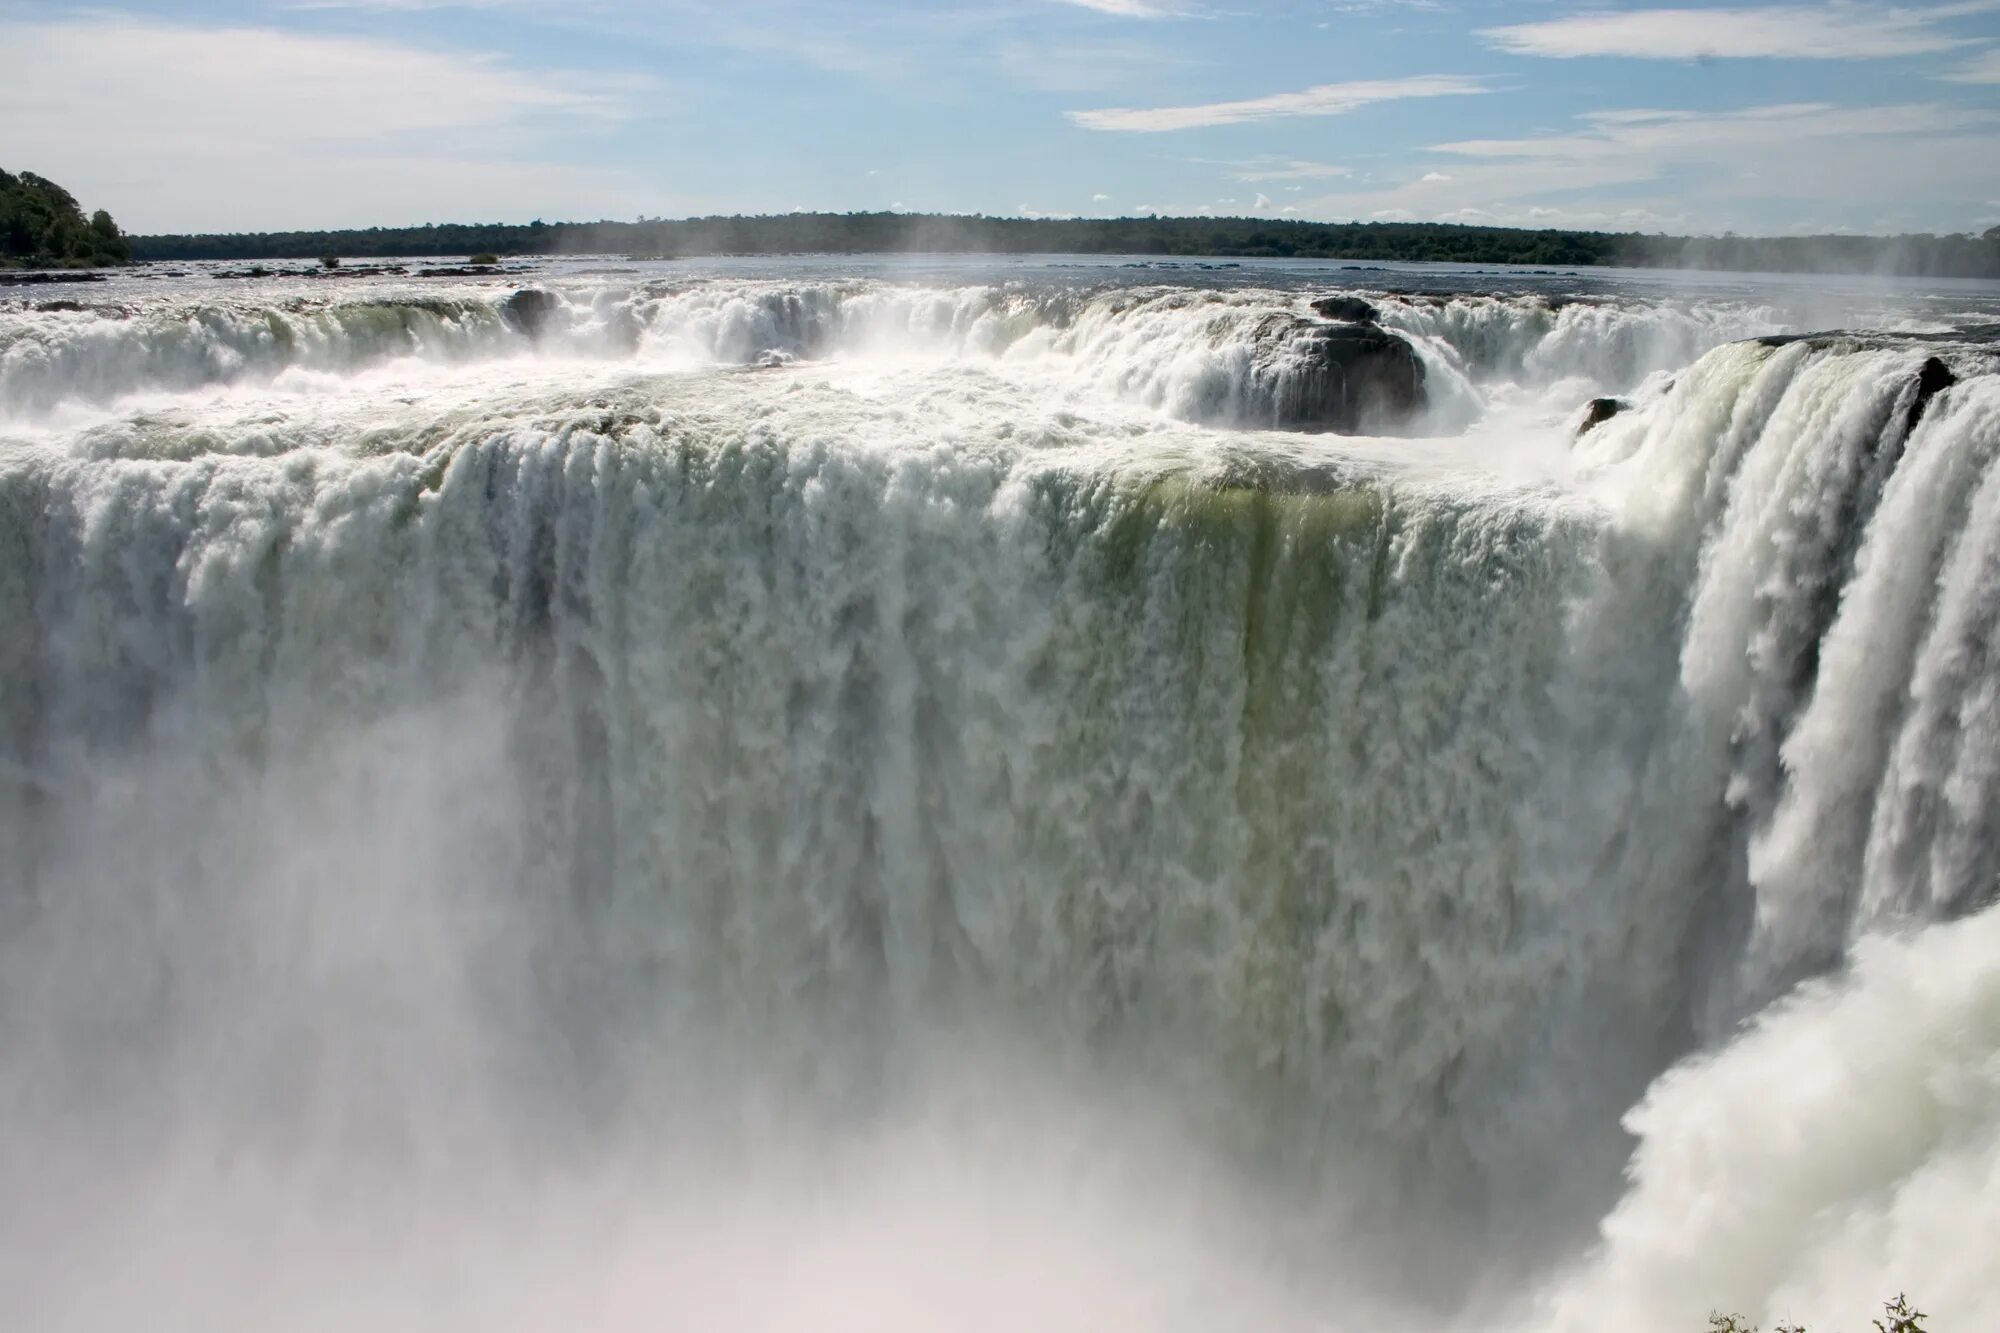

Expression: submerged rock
xmin=502 ymin=288 xmax=561 ymax=340
xmin=1310 ymin=294 xmax=1380 ymax=324
xmin=1577 ymin=397 xmax=1627 ymax=437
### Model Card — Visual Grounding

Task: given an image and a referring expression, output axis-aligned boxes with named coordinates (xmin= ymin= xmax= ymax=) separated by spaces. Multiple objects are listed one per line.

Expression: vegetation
xmin=469 ymin=252 xmax=500 ymax=266
xmin=0 ymin=169 xmax=131 ymax=268
xmin=125 ymin=212 xmax=2000 ymax=278
xmin=1708 ymin=1293 xmax=1931 ymax=1333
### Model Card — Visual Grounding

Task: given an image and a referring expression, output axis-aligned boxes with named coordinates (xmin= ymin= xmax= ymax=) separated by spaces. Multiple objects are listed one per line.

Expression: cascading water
xmin=1 ymin=258 xmax=1997 ymax=1332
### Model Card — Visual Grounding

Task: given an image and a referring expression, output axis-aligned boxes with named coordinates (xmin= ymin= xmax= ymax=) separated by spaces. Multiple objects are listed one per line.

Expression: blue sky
xmin=2 ymin=0 xmax=1997 ymax=236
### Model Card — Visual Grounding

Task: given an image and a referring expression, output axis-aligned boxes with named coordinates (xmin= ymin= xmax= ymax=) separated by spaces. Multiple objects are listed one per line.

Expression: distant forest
xmin=1 ymin=170 xmax=131 ymax=268
xmin=128 ymin=213 xmax=2000 ymax=278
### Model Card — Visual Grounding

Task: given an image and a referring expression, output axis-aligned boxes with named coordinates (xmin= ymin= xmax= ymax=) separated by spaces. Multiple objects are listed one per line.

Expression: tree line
xmin=104 ymin=210 xmax=2000 ymax=279
xmin=1 ymin=169 xmax=132 ymax=268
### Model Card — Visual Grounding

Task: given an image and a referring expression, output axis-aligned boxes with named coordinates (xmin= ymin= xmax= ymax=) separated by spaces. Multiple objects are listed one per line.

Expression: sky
xmin=1 ymin=0 xmax=1997 ymax=236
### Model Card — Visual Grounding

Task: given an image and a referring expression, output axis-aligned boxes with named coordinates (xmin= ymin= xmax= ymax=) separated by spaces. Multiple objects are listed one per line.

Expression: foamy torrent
xmin=1541 ymin=904 xmax=2000 ymax=1333
xmin=0 ymin=278 xmax=1780 ymax=425
xmin=1 ymin=269 xmax=1997 ymax=1331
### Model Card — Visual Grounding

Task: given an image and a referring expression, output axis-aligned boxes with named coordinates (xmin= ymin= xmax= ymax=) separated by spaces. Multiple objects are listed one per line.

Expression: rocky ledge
xmin=1249 ymin=307 xmax=1427 ymax=433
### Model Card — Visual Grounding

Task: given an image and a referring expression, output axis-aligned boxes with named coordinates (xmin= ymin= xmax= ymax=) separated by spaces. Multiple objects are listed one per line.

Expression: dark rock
xmin=305 ymin=264 xmax=407 ymax=279
xmin=1905 ymin=356 xmax=1956 ymax=435
xmin=1577 ymin=397 xmax=1627 ymax=437
xmin=417 ymin=265 xmax=528 ymax=278
xmin=1256 ymin=318 xmax=1427 ymax=433
xmin=33 ymin=299 xmax=88 ymax=313
xmin=501 ymin=289 xmax=561 ymax=339
xmin=0 ymin=270 xmax=107 ymax=286
xmin=1310 ymin=294 xmax=1380 ymax=324
xmin=1378 ymin=288 xmax=1451 ymax=308
xmin=208 ymin=263 xmax=411 ymax=281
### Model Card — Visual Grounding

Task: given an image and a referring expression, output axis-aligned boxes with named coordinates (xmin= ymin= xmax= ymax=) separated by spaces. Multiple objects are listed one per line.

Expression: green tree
xmin=0 ymin=169 xmax=132 ymax=268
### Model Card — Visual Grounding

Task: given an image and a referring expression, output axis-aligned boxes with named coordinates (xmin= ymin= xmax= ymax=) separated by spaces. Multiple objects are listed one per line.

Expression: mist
xmin=0 ymin=678 xmax=1420 ymax=1333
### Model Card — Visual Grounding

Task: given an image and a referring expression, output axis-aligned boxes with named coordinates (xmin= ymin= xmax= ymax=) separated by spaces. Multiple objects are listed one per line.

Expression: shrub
xmin=469 ymin=252 xmax=500 ymax=265
xmin=1876 ymin=1296 xmax=1928 ymax=1333
xmin=1706 ymin=1295 xmax=1929 ymax=1333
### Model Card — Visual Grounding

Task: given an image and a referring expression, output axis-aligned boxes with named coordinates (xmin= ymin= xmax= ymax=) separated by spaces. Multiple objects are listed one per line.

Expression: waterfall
xmin=1 ymin=273 xmax=1996 ymax=1330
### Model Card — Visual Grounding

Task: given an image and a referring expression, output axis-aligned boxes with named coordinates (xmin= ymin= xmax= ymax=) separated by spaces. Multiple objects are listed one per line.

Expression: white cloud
xmin=1420 ymin=171 xmax=1453 ymax=182
xmin=1093 ymin=192 xmax=1112 ymax=201
xmin=1051 ymin=0 xmax=1192 ymax=16
xmin=1254 ymin=192 xmax=1273 ymax=208
xmin=0 ymin=16 xmax=649 ymax=231
xmin=1434 ymin=101 xmax=1996 ymax=160
xmin=1943 ymin=45 xmax=2000 ymax=81
xmin=1067 ymin=74 xmax=1484 ymax=132
xmin=1289 ymin=99 xmax=2000 ymax=234
xmin=1323 ymin=0 xmax=1447 ymax=11
xmin=284 ymin=0 xmax=515 ymax=8
xmin=1482 ymin=4 xmax=1992 ymax=61
xmin=1199 ymin=157 xmax=1354 ymax=181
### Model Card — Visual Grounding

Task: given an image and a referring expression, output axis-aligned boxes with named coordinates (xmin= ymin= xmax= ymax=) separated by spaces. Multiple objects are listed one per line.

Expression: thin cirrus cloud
xmin=1284 ymin=98 xmax=2000 ymax=232
xmin=1051 ymin=0 xmax=1193 ymax=16
xmin=1943 ymin=46 xmax=2000 ymax=80
xmin=1431 ymin=100 xmax=1998 ymax=159
xmin=1199 ymin=157 xmax=1356 ymax=181
xmin=1482 ymin=4 xmax=1993 ymax=60
xmin=1068 ymin=75 xmax=1484 ymax=132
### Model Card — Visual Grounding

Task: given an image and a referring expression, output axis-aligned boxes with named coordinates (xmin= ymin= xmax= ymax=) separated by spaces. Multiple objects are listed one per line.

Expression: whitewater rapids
xmin=1 ymin=259 xmax=1997 ymax=1332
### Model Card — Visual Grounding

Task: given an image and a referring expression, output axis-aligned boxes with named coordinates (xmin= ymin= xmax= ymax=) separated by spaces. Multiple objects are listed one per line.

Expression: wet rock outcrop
xmin=0 ymin=271 xmax=105 ymax=286
xmin=1254 ymin=317 xmax=1427 ymax=433
xmin=501 ymin=289 xmax=561 ymax=340
xmin=1310 ymin=294 xmax=1380 ymax=325
xmin=1906 ymin=356 xmax=1955 ymax=434
xmin=1577 ymin=397 xmax=1627 ymax=437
